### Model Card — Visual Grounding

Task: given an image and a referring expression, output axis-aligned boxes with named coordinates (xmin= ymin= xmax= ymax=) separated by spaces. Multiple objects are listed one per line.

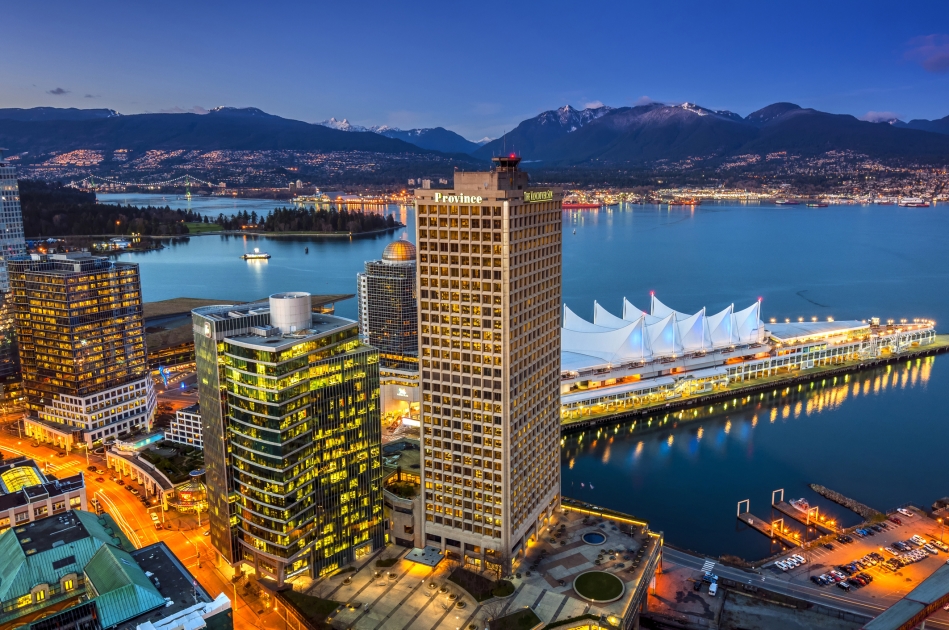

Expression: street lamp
xmin=939 ymin=518 xmax=944 ymax=543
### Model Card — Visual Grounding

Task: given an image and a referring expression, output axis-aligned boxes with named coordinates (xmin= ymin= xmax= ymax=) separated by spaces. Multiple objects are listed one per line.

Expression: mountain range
xmin=3 ymin=103 xmax=949 ymax=169
xmin=0 ymin=107 xmax=439 ymax=156
xmin=472 ymin=102 xmax=949 ymax=165
xmin=316 ymin=117 xmax=487 ymax=154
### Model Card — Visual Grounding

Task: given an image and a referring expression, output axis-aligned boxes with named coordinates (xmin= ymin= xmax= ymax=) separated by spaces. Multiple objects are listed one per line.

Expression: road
xmin=662 ymin=546 xmax=949 ymax=629
xmin=0 ymin=413 xmax=283 ymax=629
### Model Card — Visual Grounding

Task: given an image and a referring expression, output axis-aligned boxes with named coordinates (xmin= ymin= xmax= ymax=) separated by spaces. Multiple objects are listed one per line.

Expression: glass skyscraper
xmin=356 ymin=237 xmax=418 ymax=370
xmin=193 ymin=293 xmax=384 ymax=584
xmin=0 ymin=150 xmax=27 ymax=293
xmin=9 ymin=252 xmax=154 ymax=449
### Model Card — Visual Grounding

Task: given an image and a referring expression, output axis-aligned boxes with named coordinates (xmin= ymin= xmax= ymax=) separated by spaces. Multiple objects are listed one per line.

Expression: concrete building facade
xmin=414 ymin=156 xmax=562 ymax=571
xmin=9 ymin=253 xmax=155 ymax=449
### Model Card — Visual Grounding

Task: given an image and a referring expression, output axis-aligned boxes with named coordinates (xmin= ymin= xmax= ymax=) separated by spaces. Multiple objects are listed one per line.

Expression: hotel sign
xmin=434 ymin=193 xmax=483 ymax=204
xmin=524 ymin=190 xmax=553 ymax=203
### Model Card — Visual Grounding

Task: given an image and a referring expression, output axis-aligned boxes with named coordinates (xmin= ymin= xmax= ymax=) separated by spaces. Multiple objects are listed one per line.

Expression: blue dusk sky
xmin=2 ymin=0 xmax=948 ymax=140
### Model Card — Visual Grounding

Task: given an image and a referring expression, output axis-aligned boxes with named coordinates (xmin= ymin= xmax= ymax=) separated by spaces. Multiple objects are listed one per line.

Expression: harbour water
xmin=104 ymin=194 xmax=949 ymax=558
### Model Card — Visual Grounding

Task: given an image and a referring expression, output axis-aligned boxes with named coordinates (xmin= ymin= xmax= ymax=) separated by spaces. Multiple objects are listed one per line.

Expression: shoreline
xmin=560 ymin=336 xmax=949 ymax=435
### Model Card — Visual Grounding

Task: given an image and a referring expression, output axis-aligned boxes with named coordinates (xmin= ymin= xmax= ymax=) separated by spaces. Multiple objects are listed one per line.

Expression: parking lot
xmin=767 ymin=506 xmax=949 ymax=617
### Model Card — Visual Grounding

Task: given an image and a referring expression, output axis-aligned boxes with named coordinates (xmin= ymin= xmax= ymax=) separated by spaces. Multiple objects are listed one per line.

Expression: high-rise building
xmin=9 ymin=252 xmax=155 ymax=449
xmin=356 ymin=236 xmax=419 ymax=370
xmin=193 ymin=292 xmax=384 ymax=584
xmin=414 ymin=156 xmax=562 ymax=571
xmin=0 ymin=149 xmax=27 ymax=293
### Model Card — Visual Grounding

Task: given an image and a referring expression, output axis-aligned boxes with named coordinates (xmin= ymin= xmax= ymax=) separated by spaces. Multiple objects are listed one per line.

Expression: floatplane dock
xmin=736 ymin=500 xmax=801 ymax=546
xmin=771 ymin=489 xmax=838 ymax=534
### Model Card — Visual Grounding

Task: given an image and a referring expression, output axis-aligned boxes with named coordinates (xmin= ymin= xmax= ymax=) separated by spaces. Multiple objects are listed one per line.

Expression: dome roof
xmin=382 ymin=238 xmax=416 ymax=263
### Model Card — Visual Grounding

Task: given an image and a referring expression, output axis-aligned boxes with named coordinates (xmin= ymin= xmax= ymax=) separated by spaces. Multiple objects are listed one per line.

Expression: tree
xmin=480 ymin=598 xmax=507 ymax=625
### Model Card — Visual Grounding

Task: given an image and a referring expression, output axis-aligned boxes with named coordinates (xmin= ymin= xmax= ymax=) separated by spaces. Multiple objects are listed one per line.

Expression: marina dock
xmin=737 ymin=512 xmax=801 ymax=546
xmin=772 ymin=501 xmax=838 ymax=534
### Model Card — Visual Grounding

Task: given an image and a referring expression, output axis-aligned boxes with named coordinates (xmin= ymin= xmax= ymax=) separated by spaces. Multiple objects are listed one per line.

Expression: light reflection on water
xmin=560 ymin=357 xmax=943 ymax=559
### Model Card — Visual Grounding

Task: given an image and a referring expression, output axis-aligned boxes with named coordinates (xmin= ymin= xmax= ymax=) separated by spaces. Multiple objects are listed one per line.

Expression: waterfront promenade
xmin=562 ymin=334 xmax=949 ymax=432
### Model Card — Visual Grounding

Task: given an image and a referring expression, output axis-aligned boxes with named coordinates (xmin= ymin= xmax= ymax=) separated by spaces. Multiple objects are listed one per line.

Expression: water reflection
xmin=560 ymin=357 xmax=942 ymax=558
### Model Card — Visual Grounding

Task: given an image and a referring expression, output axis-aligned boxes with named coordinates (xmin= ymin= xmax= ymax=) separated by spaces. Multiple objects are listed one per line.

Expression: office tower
xmin=356 ymin=236 xmax=419 ymax=370
xmin=0 ymin=150 xmax=27 ymax=293
xmin=9 ymin=252 xmax=155 ymax=449
xmin=414 ymin=156 xmax=562 ymax=570
xmin=193 ymin=292 xmax=384 ymax=584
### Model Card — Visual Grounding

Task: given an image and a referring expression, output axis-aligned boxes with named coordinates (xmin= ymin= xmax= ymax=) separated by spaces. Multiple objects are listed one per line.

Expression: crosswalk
xmin=702 ymin=559 xmax=716 ymax=573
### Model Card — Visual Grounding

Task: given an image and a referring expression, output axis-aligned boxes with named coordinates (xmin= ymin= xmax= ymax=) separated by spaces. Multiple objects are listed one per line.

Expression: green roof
xmin=72 ymin=509 xmax=135 ymax=551
xmin=0 ymin=511 xmax=135 ymax=625
xmin=84 ymin=545 xmax=166 ymax=627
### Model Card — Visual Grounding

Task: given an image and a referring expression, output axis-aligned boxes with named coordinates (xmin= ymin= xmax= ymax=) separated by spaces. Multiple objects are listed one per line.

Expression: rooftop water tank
xmin=269 ymin=292 xmax=311 ymax=333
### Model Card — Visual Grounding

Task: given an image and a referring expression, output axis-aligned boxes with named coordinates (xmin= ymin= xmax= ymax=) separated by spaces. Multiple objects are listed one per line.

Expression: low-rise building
xmin=382 ymin=439 xmax=422 ymax=548
xmin=167 ymin=403 xmax=202 ymax=448
xmin=0 ymin=456 xmax=85 ymax=531
xmin=0 ymin=509 xmax=231 ymax=629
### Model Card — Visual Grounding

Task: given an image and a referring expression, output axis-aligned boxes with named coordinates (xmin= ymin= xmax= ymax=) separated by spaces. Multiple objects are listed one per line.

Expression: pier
xmin=561 ymin=336 xmax=949 ymax=435
xmin=772 ymin=501 xmax=838 ymax=534
xmin=737 ymin=500 xmax=801 ymax=547
xmin=771 ymin=489 xmax=838 ymax=534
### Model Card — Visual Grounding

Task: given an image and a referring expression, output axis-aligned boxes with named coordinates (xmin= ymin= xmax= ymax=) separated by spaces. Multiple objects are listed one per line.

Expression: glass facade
xmin=358 ymin=255 xmax=418 ymax=370
xmin=193 ymin=300 xmax=384 ymax=583
xmin=0 ymin=154 xmax=27 ymax=293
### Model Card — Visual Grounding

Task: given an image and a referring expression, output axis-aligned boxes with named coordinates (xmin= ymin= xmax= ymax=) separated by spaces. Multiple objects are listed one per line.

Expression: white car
xmin=776 ymin=561 xmax=788 ymax=571
xmin=898 ymin=508 xmax=915 ymax=517
xmin=884 ymin=547 xmax=898 ymax=556
xmin=792 ymin=554 xmax=806 ymax=564
xmin=931 ymin=540 xmax=949 ymax=552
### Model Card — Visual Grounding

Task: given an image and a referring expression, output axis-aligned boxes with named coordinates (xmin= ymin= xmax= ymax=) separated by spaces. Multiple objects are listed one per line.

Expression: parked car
xmin=898 ymin=508 xmax=915 ymax=518
xmin=889 ymin=516 xmax=903 ymax=525
xmin=837 ymin=582 xmax=851 ymax=591
xmin=824 ymin=543 xmax=835 ymax=550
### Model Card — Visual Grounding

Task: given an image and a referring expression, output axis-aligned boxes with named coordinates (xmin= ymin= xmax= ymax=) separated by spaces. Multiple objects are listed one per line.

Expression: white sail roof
xmin=624 ymin=298 xmax=663 ymax=325
xmin=677 ymin=308 xmax=709 ymax=353
xmin=561 ymin=295 xmax=763 ymax=370
xmin=593 ymin=302 xmax=628 ymax=330
xmin=706 ymin=304 xmax=736 ymax=347
xmin=564 ymin=304 xmax=612 ymax=333
xmin=646 ymin=313 xmax=681 ymax=356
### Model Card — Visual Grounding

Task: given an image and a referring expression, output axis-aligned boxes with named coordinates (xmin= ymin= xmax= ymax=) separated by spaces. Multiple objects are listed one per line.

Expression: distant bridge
xmin=70 ymin=174 xmax=225 ymax=189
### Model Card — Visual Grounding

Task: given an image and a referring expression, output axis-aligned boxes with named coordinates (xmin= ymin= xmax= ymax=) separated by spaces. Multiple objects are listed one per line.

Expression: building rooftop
xmin=382 ymin=236 xmax=416 ymax=263
xmin=0 ymin=457 xmax=85 ymax=514
xmin=226 ymin=313 xmax=357 ymax=351
xmin=765 ymin=320 xmax=869 ymax=344
xmin=863 ymin=562 xmax=949 ymax=629
xmin=382 ymin=439 xmax=421 ymax=476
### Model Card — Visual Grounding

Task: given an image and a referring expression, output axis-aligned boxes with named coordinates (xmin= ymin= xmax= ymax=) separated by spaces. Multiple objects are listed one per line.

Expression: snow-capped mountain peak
xmin=317 ymin=117 xmax=368 ymax=132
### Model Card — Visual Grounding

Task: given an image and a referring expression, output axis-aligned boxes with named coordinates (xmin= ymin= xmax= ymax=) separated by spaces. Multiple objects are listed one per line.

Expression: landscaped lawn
xmin=573 ymin=571 xmax=624 ymax=601
xmin=139 ymin=442 xmax=205 ymax=484
xmin=185 ymin=222 xmax=220 ymax=233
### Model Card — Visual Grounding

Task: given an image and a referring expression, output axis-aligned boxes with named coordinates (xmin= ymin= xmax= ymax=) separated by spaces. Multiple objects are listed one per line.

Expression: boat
xmin=563 ymin=202 xmax=603 ymax=209
xmin=241 ymin=247 xmax=271 ymax=260
xmin=789 ymin=498 xmax=811 ymax=512
xmin=775 ymin=199 xmax=800 ymax=205
xmin=669 ymin=198 xmax=701 ymax=206
xmin=305 ymin=247 xmax=309 ymax=254
xmin=805 ymin=201 xmax=828 ymax=207
xmin=898 ymin=197 xmax=930 ymax=207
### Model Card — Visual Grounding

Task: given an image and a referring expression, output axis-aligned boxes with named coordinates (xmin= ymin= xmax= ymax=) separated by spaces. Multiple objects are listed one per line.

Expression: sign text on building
xmin=434 ymin=193 xmax=483 ymax=204
xmin=524 ymin=190 xmax=554 ymax=203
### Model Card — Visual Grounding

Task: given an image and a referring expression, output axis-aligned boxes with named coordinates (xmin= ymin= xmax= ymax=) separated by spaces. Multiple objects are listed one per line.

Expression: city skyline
xmin=2 ymin=1 xmax=949 ymax=139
